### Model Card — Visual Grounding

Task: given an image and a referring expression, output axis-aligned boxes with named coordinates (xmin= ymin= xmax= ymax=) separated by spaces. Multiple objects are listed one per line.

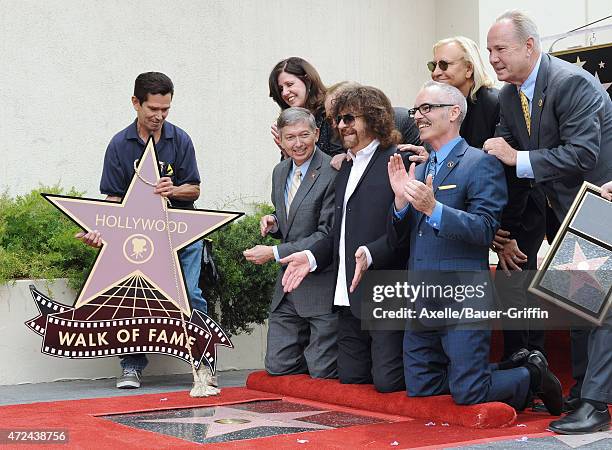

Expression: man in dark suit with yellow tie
xmin=484 ymin=10 xmax=612 ymax=434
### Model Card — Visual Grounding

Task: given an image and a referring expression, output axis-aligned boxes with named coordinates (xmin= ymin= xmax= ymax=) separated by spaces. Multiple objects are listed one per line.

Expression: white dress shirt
xmin=305 ymin=139 xmax=379 ymax=306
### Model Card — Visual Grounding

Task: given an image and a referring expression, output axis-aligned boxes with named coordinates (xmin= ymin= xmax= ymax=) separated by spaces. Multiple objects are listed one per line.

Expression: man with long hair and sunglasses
xmin=324 ymin=81 xmax=423 ymax=171
xmin=280 ymin=86 xmax=407 ymax=393
xmin=428 ymin=36 xmax=498 ymax=150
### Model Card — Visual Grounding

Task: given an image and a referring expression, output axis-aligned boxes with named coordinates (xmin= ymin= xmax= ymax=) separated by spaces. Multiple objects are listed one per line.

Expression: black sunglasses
xmin=427 ymin=59 xmax=460 ymax=72
xmin=335 ymin=113 xmax=363 ymax=125
xmin=408 ymin=103 xmax=455 ymax=118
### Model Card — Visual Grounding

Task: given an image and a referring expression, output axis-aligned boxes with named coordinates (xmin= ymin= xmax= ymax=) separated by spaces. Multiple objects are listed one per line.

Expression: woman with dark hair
xmin=268 ymin=57 xmax=343 ymax=157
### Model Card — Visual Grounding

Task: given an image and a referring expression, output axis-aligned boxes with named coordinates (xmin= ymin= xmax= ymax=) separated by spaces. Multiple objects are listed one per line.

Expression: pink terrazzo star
xmin=140 ymin=405 xmax=333 ymax=438
xmin=553 ymin=240 xmax=609 ymax=297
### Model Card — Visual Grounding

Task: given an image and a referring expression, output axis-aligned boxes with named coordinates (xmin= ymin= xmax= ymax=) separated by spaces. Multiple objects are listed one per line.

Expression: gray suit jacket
xmin=269 ymin=148 xmax=337 ymax=316
xmin=497 ymin=53 xmax=612 ymax=222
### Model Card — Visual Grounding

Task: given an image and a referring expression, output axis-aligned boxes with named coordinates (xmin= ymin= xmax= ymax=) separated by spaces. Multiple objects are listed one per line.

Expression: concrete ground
xmin=0 ymin=369 xmax=254 ymax=406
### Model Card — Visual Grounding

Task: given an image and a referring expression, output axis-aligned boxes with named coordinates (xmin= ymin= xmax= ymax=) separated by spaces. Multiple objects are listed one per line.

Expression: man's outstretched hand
xmin=280 ymin=251 xmax=311 ymax=292
xmin=349 ymin=247 xmax=368 ymax=293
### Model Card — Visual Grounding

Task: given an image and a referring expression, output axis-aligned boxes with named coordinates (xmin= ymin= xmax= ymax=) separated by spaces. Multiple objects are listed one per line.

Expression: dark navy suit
xmin=389 ymin=138 xmax=531 ymax=409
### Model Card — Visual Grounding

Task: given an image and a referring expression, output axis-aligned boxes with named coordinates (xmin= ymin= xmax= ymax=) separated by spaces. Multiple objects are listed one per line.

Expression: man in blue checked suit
xmin=387 ymin=81 xmax=563 ymax=413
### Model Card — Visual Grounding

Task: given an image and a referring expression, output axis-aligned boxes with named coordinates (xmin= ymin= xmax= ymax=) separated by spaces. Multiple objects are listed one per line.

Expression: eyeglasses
xmin=426 ymin=59 xmax=461 ymax=72
xmin=283 ymin=131 xmax=316 ymax=144
xmin=335 ymin=113 xmax=363 ymax=126
xmin=408 ymin=103 xmax=455 ymax=118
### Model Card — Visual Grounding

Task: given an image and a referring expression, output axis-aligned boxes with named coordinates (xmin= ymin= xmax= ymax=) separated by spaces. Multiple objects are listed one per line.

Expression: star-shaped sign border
xmin=43 ymin=137 xmax=242 ymax=316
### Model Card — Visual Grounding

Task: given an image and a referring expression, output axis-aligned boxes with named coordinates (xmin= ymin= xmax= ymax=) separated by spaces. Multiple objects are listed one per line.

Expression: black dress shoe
xmin=531 ymin=396 xmax=581 ymax=414
xmin=509 ymin=348 xmax=530 ymax=367
xmin=496 ymin=348 xmax=530 ymax=370
xmin=549 ymin=402 xmax=611 ymax=434
xmin=527 ymin=351 xmax=563 ymax=416
xmin=564 ymin=396 xmax=582 ymax=413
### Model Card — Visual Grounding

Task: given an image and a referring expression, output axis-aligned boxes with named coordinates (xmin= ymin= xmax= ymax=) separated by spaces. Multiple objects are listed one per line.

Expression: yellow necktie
xmin=519 ymin=90 xmax=531 ymax=135
xmin=286 ymin=168 xmax=301 ymax=216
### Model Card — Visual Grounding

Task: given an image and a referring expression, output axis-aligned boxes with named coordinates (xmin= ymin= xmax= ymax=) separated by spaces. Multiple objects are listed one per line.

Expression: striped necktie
xmin=427 ymin=152 xmax=437 ymax=181
xmin=286 ymin=167 xmax=301 ymax=216
xmin=519 ymin=90 xmax=531 ymax=135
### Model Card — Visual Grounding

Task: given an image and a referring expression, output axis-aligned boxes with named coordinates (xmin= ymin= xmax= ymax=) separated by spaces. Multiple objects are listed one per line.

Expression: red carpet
xmin=0 ymin=331 xmax=594 ymax=448
xmin=247 ymin=371 xmax=517 ymax=429
xmin=244 ymin=330 xmax=577 ymax=431
xmin=0 ymin=387 xmax=569 ymax=449
xmin=0 ymin=388 xmax=281 ymax=449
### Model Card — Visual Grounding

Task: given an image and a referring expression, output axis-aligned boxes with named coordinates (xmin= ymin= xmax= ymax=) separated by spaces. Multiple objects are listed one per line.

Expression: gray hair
xmin=496 ymin=10 xmax=541 ymax=52
xmin=276 ymin=106 xmax=317 ymax=132
xmin=422 ymin=80 xmax=467 ymax=125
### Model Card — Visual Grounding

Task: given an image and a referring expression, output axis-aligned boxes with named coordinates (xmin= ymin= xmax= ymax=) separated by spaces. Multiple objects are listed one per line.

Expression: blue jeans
xmin=120 ymin=240 xmax=207 ymax=371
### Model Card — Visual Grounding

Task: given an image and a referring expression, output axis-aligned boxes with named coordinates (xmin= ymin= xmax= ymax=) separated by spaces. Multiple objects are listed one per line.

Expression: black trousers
xmin=336 ymin=307 xmax=405 ymax=393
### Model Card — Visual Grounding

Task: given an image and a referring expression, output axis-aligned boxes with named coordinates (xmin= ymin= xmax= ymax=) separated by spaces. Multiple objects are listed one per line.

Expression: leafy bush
xmin=203 ymin=204 xmax=279 ymax=336
xmin=0 ymin=186 xmax=97 ymax=289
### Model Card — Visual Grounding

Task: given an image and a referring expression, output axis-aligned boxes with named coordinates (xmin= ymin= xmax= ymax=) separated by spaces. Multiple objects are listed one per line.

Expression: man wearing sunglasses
xmin=428 ymin=36 xmax=499 ymax=151
xmin=485 ymin=10 xmax=612 ymax=434
xmin=324 ymin=81 xmax=423 ymax=171
xmin=280 ymin=85 xmax=408 ymax=394
xmin=387 ymin=80 xmax=563 ymax=413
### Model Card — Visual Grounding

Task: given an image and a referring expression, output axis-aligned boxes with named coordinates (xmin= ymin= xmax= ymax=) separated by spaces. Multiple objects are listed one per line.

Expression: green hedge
xmin=0 ymin=186 xmax=97 ymax=289
xmin=0 ymin=187 xmax=278 ymax=336
xmin=203 ymin=204 xmax=278 ymax=336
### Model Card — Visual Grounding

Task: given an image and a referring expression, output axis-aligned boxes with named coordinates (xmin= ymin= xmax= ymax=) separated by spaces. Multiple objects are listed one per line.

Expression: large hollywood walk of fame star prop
xmin=25 ymin=137 xmax=243 ymax=372
xmin=530 ymin=182 xmax=612 ymax=325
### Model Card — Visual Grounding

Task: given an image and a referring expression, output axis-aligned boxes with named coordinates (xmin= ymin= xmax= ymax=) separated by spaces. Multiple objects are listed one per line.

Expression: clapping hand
xmin=388 ymin=154 xmax=416 ymax=210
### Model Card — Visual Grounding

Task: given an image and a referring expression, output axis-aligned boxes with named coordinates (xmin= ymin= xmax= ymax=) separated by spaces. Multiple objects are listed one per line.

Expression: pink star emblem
xmin=553 ymin=241 xmax=609 ymax=298
xmin=140 ymin=405 xmax=333 ymax=439
xmin=44 ymin=138 xmax=241 ymax=315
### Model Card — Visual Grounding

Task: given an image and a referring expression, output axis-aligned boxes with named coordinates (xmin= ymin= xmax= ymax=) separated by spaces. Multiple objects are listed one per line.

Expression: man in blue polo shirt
xmin=78 ymin=72 xmax=206 ymax=389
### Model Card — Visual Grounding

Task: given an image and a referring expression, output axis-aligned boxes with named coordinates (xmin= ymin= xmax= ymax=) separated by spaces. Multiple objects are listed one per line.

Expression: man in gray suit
xmin=244 ymin=107 xmax=338 ymax=378
xmin=485 ymin=10 xmax=612 ymax=434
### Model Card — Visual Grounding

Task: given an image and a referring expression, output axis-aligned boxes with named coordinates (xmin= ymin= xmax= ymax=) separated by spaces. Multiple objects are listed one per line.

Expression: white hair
xmin=496 ymin=10 xmax=541 ymax=52
xmin=433 ymin=36 xmax=495 ymax=102
xmin=422 ymin=80 xmax=467 ymax=124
